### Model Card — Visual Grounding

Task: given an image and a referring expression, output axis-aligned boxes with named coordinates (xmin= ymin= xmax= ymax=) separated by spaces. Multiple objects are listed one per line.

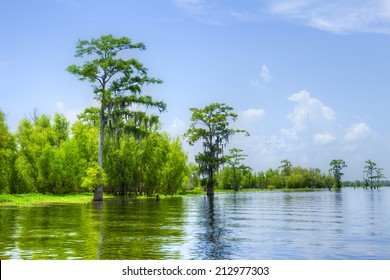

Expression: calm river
xmin=1 ymin=188 xmax=390 ymax=260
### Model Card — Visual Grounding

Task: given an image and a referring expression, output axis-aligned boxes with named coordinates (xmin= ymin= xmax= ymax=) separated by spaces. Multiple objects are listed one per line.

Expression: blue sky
xmin=1 ymin=0 xmax=390 ymax=180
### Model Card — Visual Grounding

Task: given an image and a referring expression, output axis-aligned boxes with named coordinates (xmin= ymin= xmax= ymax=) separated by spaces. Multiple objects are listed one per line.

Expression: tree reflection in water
xmin=192 ymin=195 xmax=234 ymax=260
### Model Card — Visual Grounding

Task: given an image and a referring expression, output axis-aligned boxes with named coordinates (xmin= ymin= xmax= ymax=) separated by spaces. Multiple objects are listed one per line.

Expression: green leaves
xmin=279 ymin=159 xmax=293 ymax=176
xmin=364 ymin=160 xmax=385 ymax=189
xmin=68 ymin=34 xmax=165 ymax=181
xmin=0 ymin=111 xmax=16 ymax=194
xmin=67 ymin=34 xmax=161 ymax=98
xmin=329 ymin=159 xmax=347 ymax=188
xmin=74 ymin=35 xmax=145 ymax=58
xmin=81 ymin=162 xmax=107 ymax=192
xmin=103 ymin=133 xmax=188 ymax=196
xmin=184 ymin=103 xmax=247 ymax=194
xmin=185 ymin=103 xmax=243 ymax=147
xmin=11 ymin=114 xmax=94 ymax=194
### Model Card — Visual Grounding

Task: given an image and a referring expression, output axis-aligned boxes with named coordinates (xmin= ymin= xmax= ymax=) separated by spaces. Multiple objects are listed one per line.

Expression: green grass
xmin=0 ymin=193 xmax=114 ymax=206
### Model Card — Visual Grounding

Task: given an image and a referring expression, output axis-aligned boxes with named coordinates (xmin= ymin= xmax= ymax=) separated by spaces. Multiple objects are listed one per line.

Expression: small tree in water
xmin=329 ymin=159 xmax=347 ymax=189
xmin=184 ymin=103 xmax=248 ymax=195
xmin=364 ymin=160 xmax=385 ymax=189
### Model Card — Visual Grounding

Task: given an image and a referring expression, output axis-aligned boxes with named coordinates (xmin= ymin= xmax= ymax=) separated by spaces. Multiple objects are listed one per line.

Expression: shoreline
xmin=0 ymin=187 xmax=364 ymax=207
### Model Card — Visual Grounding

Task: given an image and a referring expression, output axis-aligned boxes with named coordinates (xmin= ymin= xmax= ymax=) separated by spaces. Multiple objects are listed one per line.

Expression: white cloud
xmin=342 ymin=143 xmax=358 ymax=152
xmin=174 ymin=0 xmax=208 ymax=16
xmin=173 ymin=0 xmax=226 ymax=25
xmin=286 ymin=90 xmax=336 ymax=131
xmin=260 ymin=65 xmax=270 ymax=83
xmin=229 ymin=11 xmax=260 ymax=22
xmin=170 ymin=118 xmax=185 ymax=129
xmin=241 ymin=108 xmax=265 ymax=119
xmin=269 ymin=0 xmax=309 ymax=15
xmin=344 ymin=122 xmax=373 ymax=141
xmin=313 ymin=132 xmax=336 ymax=146
xmin=166 ymin=118 xmax=186 ymax=136
xmin=266 ymin=0 xmax=390 ymax=34
xmin=281 ymin=127 xmax=299 ymax=141
xmin=174 ymin=0 xmax=390 ymax=34
xmin=250 ymin=64 xmax=271 ymax=88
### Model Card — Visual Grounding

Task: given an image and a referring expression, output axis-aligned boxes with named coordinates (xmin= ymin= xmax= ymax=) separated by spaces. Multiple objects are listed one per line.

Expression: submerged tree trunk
xmin=94 ymin=186 xmax=103 ymax=201
xmin=207 ymin=170 xmax=215 ymax=195
xmin=206 ymin=184 xmax=214 ymax=196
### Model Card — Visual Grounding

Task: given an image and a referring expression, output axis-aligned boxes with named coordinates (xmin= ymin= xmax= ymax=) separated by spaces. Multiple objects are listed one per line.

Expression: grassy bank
xmin=0 ymin=193 xmax=114 ymax=206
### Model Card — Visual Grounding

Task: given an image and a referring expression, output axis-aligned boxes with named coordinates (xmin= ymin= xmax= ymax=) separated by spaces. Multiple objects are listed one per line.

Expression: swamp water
xmin=1 ymin=188 xmax=390 ymax=259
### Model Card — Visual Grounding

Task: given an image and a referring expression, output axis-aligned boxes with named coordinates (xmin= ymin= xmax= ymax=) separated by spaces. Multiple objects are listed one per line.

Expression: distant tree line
xmin=203 ymin=160 xmax=385 ymax=192
xmin=216 ymin=159 xmax=335 ymax=190
xmin=343 ymin=180 xmax=390 ymax=188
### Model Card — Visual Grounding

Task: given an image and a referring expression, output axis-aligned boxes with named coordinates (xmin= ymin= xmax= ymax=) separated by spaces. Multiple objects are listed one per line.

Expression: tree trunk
xmin=233 ymin=167 xmax=238 ymax=192
xmin=94 ymin=107 xmax=105 ymax=202
xmin=93 ymin=186 xmax=103 ymax=201
xmin=206 ymin=184 xmax=214 ymax=195
xmin=98 ymin=107 xmax=105 ymax=170
xmin=207 ymin=169 xmax=215 ymax=195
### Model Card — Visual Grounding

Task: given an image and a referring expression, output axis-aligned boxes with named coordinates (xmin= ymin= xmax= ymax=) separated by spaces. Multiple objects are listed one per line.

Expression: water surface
xmin=1 ymin=188 xmax=389 ymax=259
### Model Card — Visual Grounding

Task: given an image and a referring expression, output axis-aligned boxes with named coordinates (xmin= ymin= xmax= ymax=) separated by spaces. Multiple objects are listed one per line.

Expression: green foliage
xmin=6 ymin=105 xmax=381 ymax=196
xmin=265 ymin=168 xmax=284 ymax=188
xmin=218 ymin=148 xmax=253 ymax=191
xmin=225 ymin=148 xmax=251 ymax=191
xmin=4 ymin=105 xmax=385 ymax=196
xmin=104 ymin=133 xmax=188 ymax=196
xmin=67 ymin=35 xmax=165 ymax=167
xmin=286 ymin=173 xmax=305 ymax=189
xmin=81 ymin=162 xmax=107 ymax=192
xmin=71 ymin=120 xmax=99 ymax=163
xmin=329 ymin=159 xmax=347 ymax=188
xmin=279 ymin=159 xmax=293 ymax=176
xmin=184 ymin=103 xmax=247 ymax=195
xmin=9 ymin=114 xmax=94 ymax=194
xmin=218 ymin=166 xmax=234 ymax=190
xmin=160 ymin=136 xmax=189 ymax=195
xmin=217 ymin=160 xmax=336 ymax=191
xmin=186 ymin=163 xmax=201 ymax=190
xmin=14 ymin=116 xmax=53 ymax=193
xmin=0 ymin=111 xmax=16 ymax=194
xmin=67 ymin=35 xmax=165 ymax=200
xmin=77 ymin=107 xmax=100 ymax=127
xmin=6 ymin=113 xmax=189 ymax=197
xmin=364 ymin=160 xmax=386 ymax=189
xmin=53 ymin=113 xmax=69 ymax=147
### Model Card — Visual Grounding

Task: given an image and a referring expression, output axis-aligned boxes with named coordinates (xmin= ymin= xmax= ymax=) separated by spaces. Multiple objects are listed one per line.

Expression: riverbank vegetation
xmin=0 ymin=110 xmax=188 ymax=197
xmin=0 ymin=35 xmax=386 ymax=200
xmin=0 ymin=108 xmax=386 ymax=199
